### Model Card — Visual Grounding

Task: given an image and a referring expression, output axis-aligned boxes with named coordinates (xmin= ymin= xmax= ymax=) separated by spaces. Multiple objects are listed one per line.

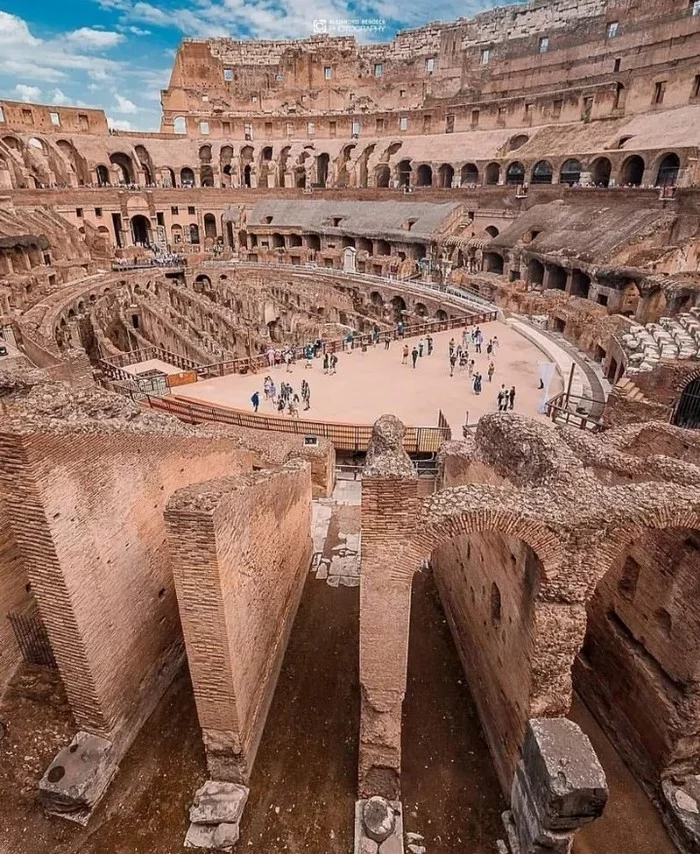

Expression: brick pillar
xmin=359 ymin=415 xmax=421 ymax=799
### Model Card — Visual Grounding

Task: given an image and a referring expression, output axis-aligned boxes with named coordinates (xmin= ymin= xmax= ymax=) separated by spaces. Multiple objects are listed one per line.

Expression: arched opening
xmin=655 ymin=153 xmax=680 ymax=187
xmin=243 ymin=164 xmax=252 ymax=188
xmin=199 ymin=144 xmax=212 ymax=163
xmin=613 ymin=82 xmax=626 ymax=111
xmin=461 ymin=163 xmax=479 ymax=185
xmin=370 ymin=291 xmax=384 ymax=308
xmin=316 ymin=152 xmax=330 ymax=187
xmin=437 ymin=163 xmax=454 ymax=188
xmin=295 ymin=168 xmax=306 ymax=189
xmin=171 ymin=224 xmax=183 ymax=245
xmin=397 ymin=159 xmax=412 ymax=189
xmin=306 ymin=233 xmax=320 ymax=251
xmin=203 ymin=213 xmax=217 ymax=241
xmin=673 ymin=377 xmax=700 ymax=428
xmin=189 ymin=224 xmax=200 ymax=245
xmin=508 ymin=133 xmax=529 ymax=152
xmin=180 ymin=167 xmax=195 ymax=187
xmin=484 ymin=225 xmax=500 ymax=238
xmin=548 ymin=265 xmax=567 ymax=290
xmin=621 ymin=155 xmax=645 ymax=186
xmin=390 ymin=295 xmax=406 ymax=322
xmin=483 ymin=252 xmax=504 ymax=274
xmin=200 ymin=165 xmax=214 ymax=187
xmin=505 ymin=162 xmax=525 ymax=185
xmin=531 ymin=160 xmax=553 ymax=184
xmin=96 ymin=164 xmax=110 ymax=186
xmin=416 ymin=164 xmax=433 ymax=187
xmin=109 ymin=152 xmax=134 ymax=184
xmin=272 ymin=232 xmax=285 ymax=249
xmin=560 ymin=159 xmax=582 ymax=186
xmin=485 ymin=163 xmax=500 ymax=185
xmin=358 ymin=237 xmax=373 ymax=253
xmin=435 ymin=309 xmax=448 ymax=321
xmin=375 ymin=239 xmax=391 ymax=256
xmin=573 ymin=524 xmax=700 ymax=836
xmin=289 ymin=233 xmax=302 ymax=247
xmin=163 ymin=167 xmax=176 ymax=188
xmin=528 ymin=258 xmax=545 ymax=286
xmin=590 ymin=157 xmax=612 ymax=187
xmin=173 ymin=116 xmax=187 ymax=135
xmin=414 ymin=302 xmax=428 ymax=317
xmin=375 ymin=164 xmax=391 ymax=188
xmin=571 ymin=269 xmax=591 ymax=299
xmin=131 ymin=215 xmax=151 ymax=246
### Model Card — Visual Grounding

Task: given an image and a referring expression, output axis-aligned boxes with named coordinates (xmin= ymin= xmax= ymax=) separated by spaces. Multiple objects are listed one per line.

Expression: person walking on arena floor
xmin=402 ymin=344 xmax=409 ymax=365
xmin=411 ymin=346 xmax=419 ymax=368
xmin=509 ymin=385 xmax=516 ymax=410
xmin=251 ymin=390 xmax=260 ymax=412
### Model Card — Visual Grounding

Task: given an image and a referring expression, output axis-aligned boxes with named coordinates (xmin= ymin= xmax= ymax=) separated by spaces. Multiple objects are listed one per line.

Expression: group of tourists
xmin=252 ymin=375 xmax=311 ymax=417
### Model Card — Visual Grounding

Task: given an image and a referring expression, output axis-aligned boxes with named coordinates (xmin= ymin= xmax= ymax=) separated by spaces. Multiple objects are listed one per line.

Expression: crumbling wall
xmin=431 ymin=531 xmax=542 ymax=790
xmin=165 ymin=463 xmax=312 ymax=782
xmin=0 ymin=500 xmax=31 ymax=686
xmin=0 ymin=427 xmax=253 ymax=754
xmin=575 ymin=527 xmax=700 ymax=789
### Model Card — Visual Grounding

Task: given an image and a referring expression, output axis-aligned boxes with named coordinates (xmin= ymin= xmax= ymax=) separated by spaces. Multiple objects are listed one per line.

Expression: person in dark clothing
xmin=411 ymin=346 xmax=419 ymax=368
xmin=251 ymin=391 xmax=260 ymax=412
xmin=427 ymin=335 xmax=433 ymax=355
xmin=509 ymin=386 xmax=516 ymax=410
xmin=449 ymin=352 xmax=457 ymax=376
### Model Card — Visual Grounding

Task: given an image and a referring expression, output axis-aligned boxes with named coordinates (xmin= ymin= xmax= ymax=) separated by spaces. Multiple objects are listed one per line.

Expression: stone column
xmin=502 ymin=718 xmax=607 ymax=854
xmin=359 ymin=415 xmax=421 ymax=800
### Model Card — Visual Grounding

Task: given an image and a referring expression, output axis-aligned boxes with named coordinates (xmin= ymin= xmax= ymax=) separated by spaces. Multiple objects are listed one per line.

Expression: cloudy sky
xmin=0 ymin=0 xmax=515 ymax=131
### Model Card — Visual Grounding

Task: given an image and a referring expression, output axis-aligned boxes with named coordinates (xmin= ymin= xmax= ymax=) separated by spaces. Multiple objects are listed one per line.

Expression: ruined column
xmin=359 ymin=415 xmax=421 ymax=801
xmin=501 ymin=718 xmax=607 ymax=854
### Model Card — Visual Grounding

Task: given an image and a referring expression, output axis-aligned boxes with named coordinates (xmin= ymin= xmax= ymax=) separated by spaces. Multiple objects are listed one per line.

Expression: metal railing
xmin=145 ymin=394 xmax=451 ymax=453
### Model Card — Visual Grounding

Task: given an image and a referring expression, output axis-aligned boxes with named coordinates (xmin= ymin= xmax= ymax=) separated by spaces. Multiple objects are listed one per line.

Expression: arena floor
xmin=174 ymin=320 xmax=564 ymax=431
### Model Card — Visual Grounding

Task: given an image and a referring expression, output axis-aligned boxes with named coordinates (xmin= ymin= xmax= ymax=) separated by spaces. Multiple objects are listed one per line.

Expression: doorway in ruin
xmin=621 ymin=155 xmax=645 ymax=186
xmin=416 ymin=164 xmax=433 ymax=187
xmin=528 ymin=258 xmax=544 ymax=286
xmin=401 ymin=562 xmax=505 ymax=850
xmin=672 ymin=377 xmax=700 ymax=429
xmin=655 ymin=153 xmax=680 ymax=187
xmin=590 ymin=157 xmax=612 ymax=187
xmin=316 ymin=152 xmax=330 ymax=187
xmin=397 ymin=159 xmax=412 ymax=188
xmin=571 ymin=524 xmax=700 ymax=853
xmin=131 ymin=215 xmax=152 ymax=246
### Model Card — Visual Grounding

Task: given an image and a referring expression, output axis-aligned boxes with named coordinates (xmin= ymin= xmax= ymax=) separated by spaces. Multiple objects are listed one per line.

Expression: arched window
xmin=96 ymin=164 xmax=110 ymax=186
xmin=656 ymin=153 xmax=680 ymax=187
xmin=397 ymin=159 xmax=412 ymax=188
xmin=375 ymin=164 xmax=390 ymax=188
xmin=189 ymin=223 xmax=200 ymax=244
xmin=173 ymin=116 xmax=187 ymax=135
xmin=673 ymin=377 xmax=700 ymax=428
xmin=590 ymin=157 xmax=612 ymax=187
xmin=485 ymin=162 xmax=500 ymax=185
xmin=506 ymin=161 xmax=525 ymax=185
xmin=109 ymin=152 xmax=134 ymax=184
xmin=531 ymin=160 xmax=553 ymax=184
xmin=180 ymin=167 xmax=195 ymax=187
xmin=437 ymin=163 xmax=454 ymax=188
xmin=203 ymin=213 xmax=217 ymax=240
xmin=559 ymin=159 xmax=582 ymax=185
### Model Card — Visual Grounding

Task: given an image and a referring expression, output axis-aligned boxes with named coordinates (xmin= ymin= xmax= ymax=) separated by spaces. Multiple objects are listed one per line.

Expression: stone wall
xmin=0 ymin=426 xmax=253 ymax=755
xmin=0 ymin=502 xmax=31 ymax=686
xmin=431 ymin=531 xmax=543 ymax=790
xmin=165 ymin=462 xmax=312 ymax=782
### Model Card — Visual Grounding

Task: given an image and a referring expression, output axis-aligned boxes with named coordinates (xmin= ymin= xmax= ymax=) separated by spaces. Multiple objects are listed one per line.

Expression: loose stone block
xmin=189 ymin=780 xmax=249 ymax=825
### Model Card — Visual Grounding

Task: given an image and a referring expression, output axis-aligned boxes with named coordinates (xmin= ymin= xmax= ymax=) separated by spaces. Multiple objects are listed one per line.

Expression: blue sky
xmin=0 ymin=0 xmax=514 ymax=131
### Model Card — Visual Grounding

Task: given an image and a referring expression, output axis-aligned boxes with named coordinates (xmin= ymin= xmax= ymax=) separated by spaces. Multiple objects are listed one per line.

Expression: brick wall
xmin=0 ymin=501 xmax=31 ymax=686
xmin=574 ymin=527 xmax=700 ymax=789
xmin=431 ymin=531 xmax=543 ymax=790
xmin=165 ymin=462 xmax=312 ymax=781
xmin=0 ymin=428 xmax=253 ymax=756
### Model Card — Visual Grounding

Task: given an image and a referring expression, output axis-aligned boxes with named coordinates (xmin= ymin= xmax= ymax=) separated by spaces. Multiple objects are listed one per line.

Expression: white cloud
xmin=50 ymin=88 xmax=72 ymax=105
xmin=107 ymin=116 xmax=135 ymax=130
xmin=14 ymin=83 xmax=41 ymax=102
xmin=65 ymin=27 xmax=125 ymax=49
xmin=114 ymin=93 xmax=139 ymax=113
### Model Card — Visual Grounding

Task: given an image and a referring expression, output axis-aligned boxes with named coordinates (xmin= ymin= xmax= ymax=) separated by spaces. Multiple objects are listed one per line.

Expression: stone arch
xmin=672 ymin=374 xmax=700 ymax=429
xmin=589 ymin=157 xmax=612 ymax=187
xmin=180 ymin=167 xmax=195 ymax=187
xmin=316 ymin=152 xmax=330 ymax=187
xmin=559 ymin=159 xmax=582 ymax=185
xmin=655 ymin=152 xmax=680 ymax=187
xmin=203 ymin=213 xmax=217 ymax=241
xmin=109 ymin=151 xmax=134 ymax=184
xmin=505 ymin=161 xmax=525 ymax=185
xmin=460 ymin=163 xmax=479 ymax=185
xmin=96 ymin=164 xmax=110 ymax=186
xmin=483 ymin=252 xmax=504 ymax=274
xmin=620 ymin=154 xmax=645 ymax=186
xmin=397 ymin=159 xmax=412 ymax=188
xmin=485 ymin=162 xmax=500 ymax=185
xmin=484 ymin=225 xmax=499 ymax=238
xmin=131 ymin=215 xmax=151 ymax=245
xmin=437 ymin=162 xmax=454 ymax=188
xmin=416 ymin=164 xmax=433 ymax=187
xmin=531 ymin=160 xmax=553 ymax=184
xmin=375 ymin=164 xmax=391 ymax=188
xmin=173 ymin=116 xmax=187 ymax=135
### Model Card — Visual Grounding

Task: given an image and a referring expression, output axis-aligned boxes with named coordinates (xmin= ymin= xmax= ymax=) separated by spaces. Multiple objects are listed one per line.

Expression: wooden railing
xmin=145 ymin=394 xmax=451 ymax=453
xmin=544 ymin=391 xmax=606 ymax=431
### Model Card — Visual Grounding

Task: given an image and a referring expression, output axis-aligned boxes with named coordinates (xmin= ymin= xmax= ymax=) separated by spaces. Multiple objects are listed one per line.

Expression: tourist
xmin=497 ymin=384 xmax=508 ymax=411
xmin=449 ymin=351 xmax=458 ymax=376
xmin=427 ymin=334 xmax=433 ymax=355
xmin=402 ymin=344 xmax=409 ymax=365
xmin=251 ymin=390 xmax=260 ymax=412
xmin=509 ymin=385 xmax=516 ymax=410
xmin=330 ymin=354 xmax=338 ymax=375
xmin=384 ymin=334 xmax=391 ymax=350
xmin=462 ymin=328 xmax=470 ymax=349
xmin=448 ymin=337 xmax=455 ymax=357
xmin=277 ymin=397 xmax=286 ymax=413
xmin=493 ymin=335 xmax=499 ymax=353
xmin=288 ymin=398 xmax=299 ymax=418
xmin=269 ymin=381 xmax=277 ymax=402
xmin=473 ymin=373 xmax=482 ymax=395
xmin=266 ymin=347 xmax=276 ymax=368
xmin=487 ymin=362 xmax=495 ymax=383
xmin=323 ymin=353 xmax=329 ymax=374
xmin=468 ymin=360 xmax=475 ymax=378
xmin=486 ymin=341 xmax=493 ymax=358
xmin=285 ymin=351 xmax=292 ymax=372
xmin=475 ymin=335 xmax=482 ymax=354
xmin=411 ymin=346 xmax=419 ymax=368
xmin=418 ymin=339 xmax=424 ymax=357
xmin=459 ymin=351 xmax=468 ymax=371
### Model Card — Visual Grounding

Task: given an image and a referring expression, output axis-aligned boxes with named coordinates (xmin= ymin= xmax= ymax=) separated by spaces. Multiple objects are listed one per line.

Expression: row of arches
xmin=378 ymin=153 xmax=681 ymax=189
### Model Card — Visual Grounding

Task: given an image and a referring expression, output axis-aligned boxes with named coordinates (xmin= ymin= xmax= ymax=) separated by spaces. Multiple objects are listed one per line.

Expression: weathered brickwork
xmin=165 ymin=463 xmax=312 ymax=783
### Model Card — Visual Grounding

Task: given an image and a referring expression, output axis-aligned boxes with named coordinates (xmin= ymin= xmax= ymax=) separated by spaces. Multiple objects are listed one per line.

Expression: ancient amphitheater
xmin=0 ymin=1 xmax=699 ymax=853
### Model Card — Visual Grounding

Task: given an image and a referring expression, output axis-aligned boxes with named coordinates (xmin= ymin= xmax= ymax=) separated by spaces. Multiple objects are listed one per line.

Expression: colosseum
xmin=0 ymin=0 xmax=699 ymax=852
